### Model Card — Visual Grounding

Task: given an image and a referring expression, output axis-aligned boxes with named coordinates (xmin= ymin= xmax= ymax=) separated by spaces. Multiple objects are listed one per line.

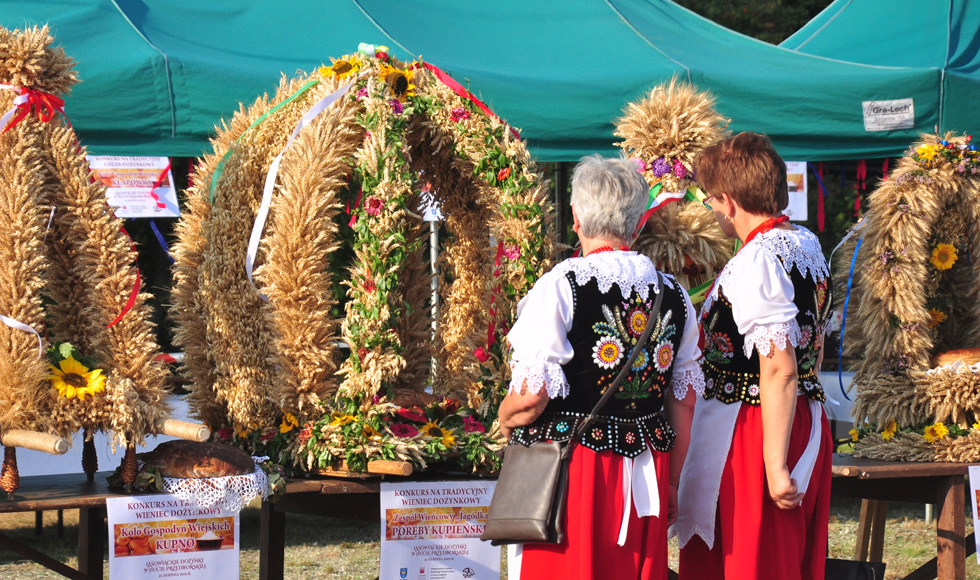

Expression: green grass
xmin=0 ymin=497 xmax=977 ymax=579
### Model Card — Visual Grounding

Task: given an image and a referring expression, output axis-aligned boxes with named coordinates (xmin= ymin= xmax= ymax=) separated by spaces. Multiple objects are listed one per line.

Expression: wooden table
xmin=0 ymin=471 xmax=125 ymax=580
xmin=832 ymin=455 xmax=976 ymax=580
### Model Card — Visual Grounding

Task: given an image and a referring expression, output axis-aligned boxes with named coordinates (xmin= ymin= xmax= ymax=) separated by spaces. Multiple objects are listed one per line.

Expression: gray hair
xmin=570 ymin=154 xmax=648 ymax=241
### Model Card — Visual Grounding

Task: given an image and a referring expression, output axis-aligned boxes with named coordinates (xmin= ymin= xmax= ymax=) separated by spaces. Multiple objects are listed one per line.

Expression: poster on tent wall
xmin=380 ymin=480 xmax=499 ymax=580
xmin=106 ymin=494 xmax=239 ymax=580
xmin=970 ymin=466 xmax=980 ymax=563
xmin=784 ymin=161 xmax=808 ymax=222
xmin=87 ymin=155 xmax=180 ymax=218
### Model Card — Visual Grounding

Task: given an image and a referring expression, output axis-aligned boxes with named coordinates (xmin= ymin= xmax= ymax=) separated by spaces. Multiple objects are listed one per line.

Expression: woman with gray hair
xmin=497 ymin=154 xmax=703 ymax=580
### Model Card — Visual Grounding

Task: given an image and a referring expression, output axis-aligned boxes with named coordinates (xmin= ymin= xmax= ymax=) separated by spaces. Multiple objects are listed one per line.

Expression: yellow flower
xmin=279 ymin=413 xmax=299 ymax=434
xmin=928 ymin=309 xmax=947 ymax=328
xmin=881 ymin=419 xmax=897 ymax=441
xmin=330 ymin=414 xmax=357 ymax=427
xmin=917 ymin=144 xmax=939 ymax=160
xmin=420 ymin=421 xmax=455 ymax=447
xmin=235 ymin=424 xmax=251 ymax=439
xmin=848 ymin=428 xmax=859 ymax=442
xmin=319 ymin=56 xmax=362 ymax=80
xmin=379 ymin=64 xmax=415 ymax=100
xmin=923 ymin=422 xmax=949 ymax=443
xmin=973 ymin=421 xmax=980 ymax=431
xmin=47 ymin=356 xmax=106 ymax=401
xmin=930 ymin=243 xmax=958 ymax=270
xmin=362 ymin=424 xmax=381 ymax=439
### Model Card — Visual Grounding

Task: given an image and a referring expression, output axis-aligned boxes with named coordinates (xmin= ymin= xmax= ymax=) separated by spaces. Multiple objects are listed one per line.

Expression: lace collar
xmin=550 ymin=251 xmax=663 ymax=300
xmin=709 ymin=226 xmax=828 ymax=304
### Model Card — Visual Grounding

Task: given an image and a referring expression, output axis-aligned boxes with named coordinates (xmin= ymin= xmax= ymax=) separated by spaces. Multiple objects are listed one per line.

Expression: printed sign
xmin=862 ymin=98 xmax=915 ymax=132
xmin=106 ymin=494 xmax=239 ymax=580
xmin=380 ymin=480 xmax=498 ymax=580
xmin=88 ymin=155 xmax=179 ymax=218
xmin=784 ymin=161 xmax=808 ymax=222
xmin=970 ymin=466 xmax=980 ymax=563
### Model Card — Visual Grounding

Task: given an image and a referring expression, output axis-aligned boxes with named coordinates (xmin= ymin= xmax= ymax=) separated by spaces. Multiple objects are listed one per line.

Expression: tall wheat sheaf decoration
xmin=171 ymin=52 xmax=556 ymax=468
xmin=0 ymin=26 xmax=171 ymax=485
xmin=614 ymin=78 xmax=734 ymax=301
xmin=836 ymin=133 xmax=980 ymax=462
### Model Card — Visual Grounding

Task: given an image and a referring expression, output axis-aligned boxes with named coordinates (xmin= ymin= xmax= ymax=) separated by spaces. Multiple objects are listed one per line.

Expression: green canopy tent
xmin=781 ymin=0 xmax=980 ymax=137
xmin=0 ymin=0 xmax=944 ymax=160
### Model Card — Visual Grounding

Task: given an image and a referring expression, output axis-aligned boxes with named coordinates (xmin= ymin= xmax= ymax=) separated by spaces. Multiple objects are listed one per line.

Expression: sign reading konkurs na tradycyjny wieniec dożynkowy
xmin=381 ymin=480 xmax=499 ymax=580
xmin=106 ymin=494 xmax=239 ymax=580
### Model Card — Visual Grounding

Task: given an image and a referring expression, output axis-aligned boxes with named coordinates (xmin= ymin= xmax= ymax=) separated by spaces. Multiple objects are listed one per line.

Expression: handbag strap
xmin=568 ymin=272 xmax=665 ymax=448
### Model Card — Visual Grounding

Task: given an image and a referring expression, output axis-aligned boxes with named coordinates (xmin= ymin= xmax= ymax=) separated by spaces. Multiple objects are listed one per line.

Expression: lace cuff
xmin=743 ymin=319 xmax=802 ymax=358
xmin=509 ymin=359 xmax=569 ymax=398
xmin=671 ymin=364 xmax=705 ymax=400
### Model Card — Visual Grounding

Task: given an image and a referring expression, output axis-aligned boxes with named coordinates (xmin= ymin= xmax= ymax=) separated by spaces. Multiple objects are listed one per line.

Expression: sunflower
xmin=420 ymin=421 xmax=455 ymax=447
xmin=928 ymin=309 xmax=947 ymax=328
xmin=379 ymin=64 xmax=415 ymax=100
xmin=330 ymin=413 xmax=357 ymax=427
xmin=881 ymin=419 xmax=897 ymax=441
xmin=279 ymin=413 xmax=299 ymax=434
xmin=319 ymin=56 xmax=362 ymax=80
xmin=47 ymin=355 xmax=106 ymax=400
xmin=930 ymin=243 xmax=957 ymax=271
xmin=923 ymin=422 xmax=949 ymax=443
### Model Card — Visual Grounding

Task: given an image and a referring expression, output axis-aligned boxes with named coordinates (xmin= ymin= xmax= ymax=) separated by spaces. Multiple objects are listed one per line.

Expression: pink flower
xmin=503 ymin=245 xmax=520 ymax=260
xmin=631 ymin=157 xmax=648 ymax=173
xmin=497 ymin=167 xmax=511 ymax=181
xmin=216 ymin=427 xmax=233 ymax=441
xmin=390 ymin=99 xmax=403 ymax=114
xmin=365 ymin=196 xmax=383 ymax=216
xmin=364 ymin=130 xmax=372 ymax=141
xmin=397 ymin=408 xmax=428 ymax=423
xmin=673 ymin=159 xmax=688 ymax=178
xmin=259 ymin=430 xmax=276 ymax=443
xmin=357 ymin=347 xmax=369 ymax=361
xmin=473 ymin=346 xmax=489 ymax=362
xmin=363 ymin=278 xmax=376 ymax=293
xmin=391 ymin=423 xmax=418 ymax=438
xmin=463 ymin=416 xmax=486 ymax=433
xmin=450 ymin=107 xmax=470 ymax=122
xmin=357 ymin=88 xmax=368 ymax=100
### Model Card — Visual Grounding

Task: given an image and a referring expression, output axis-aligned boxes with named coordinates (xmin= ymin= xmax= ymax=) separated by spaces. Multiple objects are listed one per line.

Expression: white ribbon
xmin=245 ymin=76 xmax=362 ymax=300
xmin=0 ymin=84 xmax=27 ymax=131
xmin=789 ymin=399 xmax=825 ymax=496
xmin=616 ymin=447 xmax=660 ymax=546
xmin=0 ymin=314 xmax=43 ymax=358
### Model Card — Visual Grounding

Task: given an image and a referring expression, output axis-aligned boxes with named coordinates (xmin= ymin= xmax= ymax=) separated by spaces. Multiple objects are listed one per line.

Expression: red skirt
xmin=518 ymin=445 xmax=670 ymax=580
xmin=678 ymin=395 xmax=832 ymax=580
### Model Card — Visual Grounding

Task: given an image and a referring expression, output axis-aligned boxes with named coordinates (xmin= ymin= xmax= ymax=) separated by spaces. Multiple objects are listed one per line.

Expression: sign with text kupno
xmin=106 ymin=494 xmax=239 ymax=580
xmin=381 ymin=480 xmax=498 ymax=580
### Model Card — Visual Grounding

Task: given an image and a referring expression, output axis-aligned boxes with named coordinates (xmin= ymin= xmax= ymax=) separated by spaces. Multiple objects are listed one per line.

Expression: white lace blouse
xmin=506 ymin=251 xmax=704 ymax=400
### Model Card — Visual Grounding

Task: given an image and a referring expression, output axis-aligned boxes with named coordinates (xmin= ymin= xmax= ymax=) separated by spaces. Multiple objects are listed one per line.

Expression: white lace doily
xmin=925 ymin=360 xmax=980 ymax=376
xmin=160 ymin=458 xmax=270 ymax=513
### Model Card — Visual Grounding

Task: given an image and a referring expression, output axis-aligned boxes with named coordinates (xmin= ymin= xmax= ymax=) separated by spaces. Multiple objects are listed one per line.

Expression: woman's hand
xmin=767 ymin=467 xmax=803 ymax=509
xmin=498 ymin=380 xmax=550 ymax=439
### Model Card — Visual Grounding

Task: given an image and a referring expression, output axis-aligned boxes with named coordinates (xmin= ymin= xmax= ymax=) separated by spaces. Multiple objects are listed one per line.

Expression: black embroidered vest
xmin=511 ymin=271 xmax=690 ymax=457
xmin=700 ymin=231 xmax=832 ymax=406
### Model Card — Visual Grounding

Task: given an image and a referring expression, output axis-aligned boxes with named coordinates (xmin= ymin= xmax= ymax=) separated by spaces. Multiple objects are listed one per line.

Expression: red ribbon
xmin=855 ymin=159 xmax=866 ymax=218
xmin=148 ymin=162 xmax=171 ymax=209
xmin=413 ymin=62 xmax=520 ymax=140
xmin=106 ymin=224 xmax=142 ymax=328
xmin=882 ymin=158 xmax=889 ymax=182
xmin=2 ymin=87 xmax=65 ymax=133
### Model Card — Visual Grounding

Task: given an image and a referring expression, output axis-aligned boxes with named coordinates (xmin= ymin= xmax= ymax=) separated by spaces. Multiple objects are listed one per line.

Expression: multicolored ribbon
xmin=413 ymin=62 xmax=520 ymax=140
xmin=0 ymin=85 xmax=66 ymax=134
xmin=209 ymin=78 xmax=321 ymax=205
xmin=246 ymin=76 xmax=362 ymax=300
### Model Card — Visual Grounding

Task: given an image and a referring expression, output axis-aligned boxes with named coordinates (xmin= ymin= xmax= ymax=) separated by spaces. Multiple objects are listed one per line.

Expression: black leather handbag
xmin=481 ymin=273 xmax=664 ymax=545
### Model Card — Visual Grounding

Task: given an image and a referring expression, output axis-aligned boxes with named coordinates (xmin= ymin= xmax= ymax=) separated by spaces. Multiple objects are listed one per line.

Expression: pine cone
xmin=122 ymin=445 xmax=138 ymax=492
xmin=81 ymin=435 xmax=98 ymax=482
xmin=1 ymin=447 xmax=19 ymax=499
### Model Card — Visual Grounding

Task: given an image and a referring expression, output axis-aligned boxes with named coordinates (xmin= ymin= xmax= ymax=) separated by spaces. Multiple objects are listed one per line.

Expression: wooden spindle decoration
xmin=1 ymin=447 xmax=19 ymax=500
xmin=122 ymin=444 xmax=138 ymax=493
xmin=82 ymin=430 xmax=97 ymax=482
